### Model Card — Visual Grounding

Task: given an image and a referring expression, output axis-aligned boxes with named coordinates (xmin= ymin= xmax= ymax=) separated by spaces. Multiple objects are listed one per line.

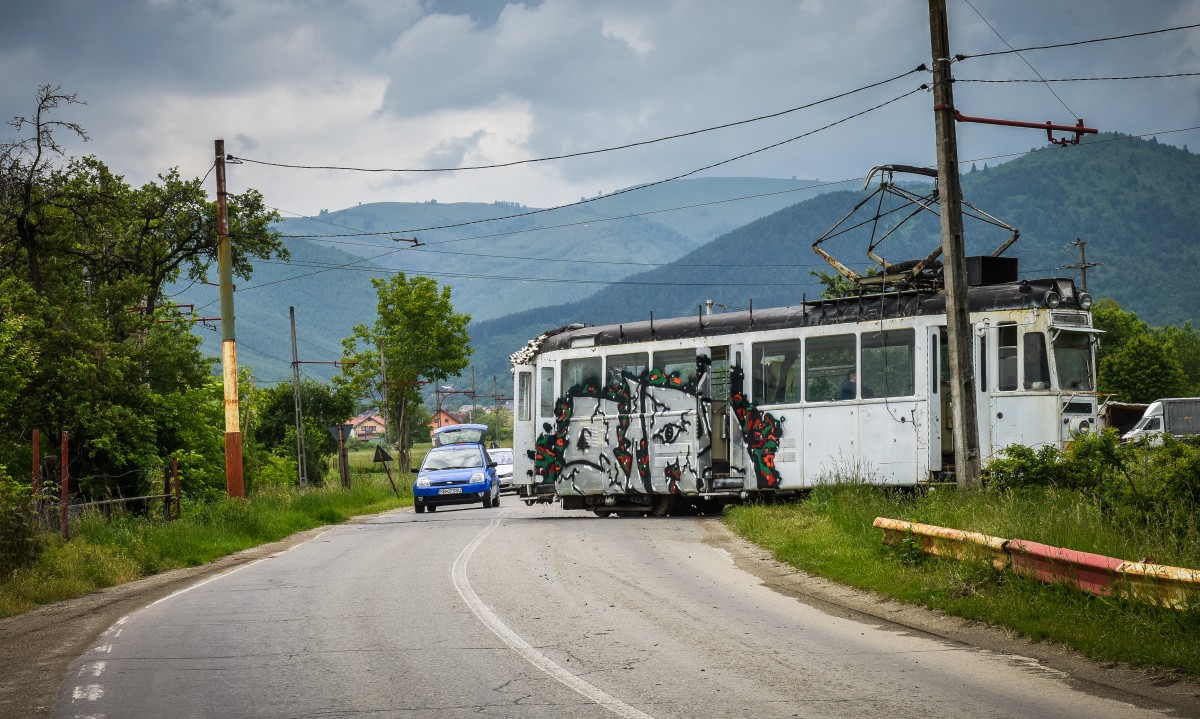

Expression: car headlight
xmin=415 ymin=476 xmax=430 ymax=487
xmin=471 ymin=472 xmax=485 ymax=483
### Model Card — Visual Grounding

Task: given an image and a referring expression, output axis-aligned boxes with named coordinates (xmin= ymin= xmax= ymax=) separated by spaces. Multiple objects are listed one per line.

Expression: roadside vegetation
xmin=725 ymin=430 xmax=1200 ymax=676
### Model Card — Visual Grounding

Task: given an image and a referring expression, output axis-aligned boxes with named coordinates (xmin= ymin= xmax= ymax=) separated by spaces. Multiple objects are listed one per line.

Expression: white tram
xmin=509 ymin=270 xmax=1099 ymax=515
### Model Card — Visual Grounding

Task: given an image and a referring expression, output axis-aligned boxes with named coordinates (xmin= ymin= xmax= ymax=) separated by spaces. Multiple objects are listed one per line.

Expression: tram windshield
xmin=1053 ymin=331 xmax=1095 ymax=391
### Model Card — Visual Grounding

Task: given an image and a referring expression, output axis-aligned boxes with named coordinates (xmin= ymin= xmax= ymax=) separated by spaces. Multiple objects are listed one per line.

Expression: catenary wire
xmin=958 ymin=71 xmax=1200 ymax=83
xmin=960 ymin=0 xmax=1076 ymax=117
xmin=228 ymin=67 xmax=927 ymax=174
xmin=267 ymin=85 xmax=926 ymax=239
xmin=956 ymin=21 xmax=1200 ymax=60
xmin=199 ymin=124 xmax=1197 ymax=296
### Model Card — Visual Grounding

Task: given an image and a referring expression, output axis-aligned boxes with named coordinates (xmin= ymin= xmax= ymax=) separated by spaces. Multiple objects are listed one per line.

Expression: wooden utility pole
xmin=1063 ymin=238 xmax=1100 ymax=293
xmin=379 ymin=340 xmax=390 ymax=448
xmin=928 ymin=0 xmax=981 ymax=487
xmin=215 ymin=140 xmax=244 ymax=497
xmin=290 ymin=306 xmax=309 ymax=487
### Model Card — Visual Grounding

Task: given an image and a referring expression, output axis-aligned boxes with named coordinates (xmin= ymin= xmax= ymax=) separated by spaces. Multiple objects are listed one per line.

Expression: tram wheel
xmin=593 ymin=509 xmax=612 ymax=517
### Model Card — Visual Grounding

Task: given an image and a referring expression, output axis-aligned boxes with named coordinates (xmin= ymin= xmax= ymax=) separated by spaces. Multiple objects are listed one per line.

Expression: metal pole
xmin=379 ymin=340 xmax=390 ymax=448
xmin=60 ymin=431 xmax=69 ymax=541
xmin=290 ymin=306 xmax=308 ymax=487
xmin=215 ymin=140 xmax=244 ymax=497
xmin=929 ymin=0 xmax=981 ymax=488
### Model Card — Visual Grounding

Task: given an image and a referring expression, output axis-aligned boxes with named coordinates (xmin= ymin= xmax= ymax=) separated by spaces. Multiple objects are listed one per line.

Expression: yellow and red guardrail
xmin=873 ymin=517 xmax=1200 ymax=610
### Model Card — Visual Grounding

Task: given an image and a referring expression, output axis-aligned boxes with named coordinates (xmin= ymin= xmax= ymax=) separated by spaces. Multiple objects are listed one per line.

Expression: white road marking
xmin=92 ymin=644 xmax=112 ymax=654
xmin=71 ymin=684 xmax=104 ymax=702
xmin=453 ymin=515 xmax=658 ymax=719
xmin=78 ymin=661 xmax=106 ymax=678
xmin=146 ymin=531 xmax=325 ymax=609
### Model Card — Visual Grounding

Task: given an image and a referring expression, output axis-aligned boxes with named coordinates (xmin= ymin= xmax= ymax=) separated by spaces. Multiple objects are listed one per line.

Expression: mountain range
xmin=176 ymin=134 xmax=1200 ymax=399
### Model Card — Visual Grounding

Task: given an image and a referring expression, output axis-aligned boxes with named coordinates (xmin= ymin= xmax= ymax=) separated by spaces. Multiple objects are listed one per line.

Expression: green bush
xmin=0 ymin=467 xmax=40 ymax=576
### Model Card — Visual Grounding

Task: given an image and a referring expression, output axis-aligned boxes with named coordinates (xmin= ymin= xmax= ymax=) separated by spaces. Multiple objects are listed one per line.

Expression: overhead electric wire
xmin=223 ymin=123 xmax=1200 ymax=295
xmin=958 ymin=71 xmax=1200 ymax=83
xmin=960 ymin=0 xmax=1076 ymax=118
xmin=956 ymin=21 xmax=1200 ymax=60
xmin=228 ymin=66 xmax=927 ymax=174
xmin=274 ymin=85 xmax=927 ymax=239
xmin=272 ymin=175 xmax=860 ymax=243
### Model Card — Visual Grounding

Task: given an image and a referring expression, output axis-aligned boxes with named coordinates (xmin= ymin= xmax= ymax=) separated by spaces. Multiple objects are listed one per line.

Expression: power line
xmin=266 ymin=85 xmax=927 ymax=239
xmin=228 ymin=67 xmax=927 ymax=174
xmin=958 ymin=71 xmax=1200 ymax=83
xmin=956 ymin=21 xmax=1200 ymax=60
xmin=213 ymin=124 xmax=1197 ymax=295
xmin=960 ymin=0 xmax=1076 ymax=118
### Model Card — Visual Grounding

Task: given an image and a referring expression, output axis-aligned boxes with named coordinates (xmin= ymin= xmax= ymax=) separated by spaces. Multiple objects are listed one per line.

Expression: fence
xmin=29 ymin=430 xmax=183 ymax=541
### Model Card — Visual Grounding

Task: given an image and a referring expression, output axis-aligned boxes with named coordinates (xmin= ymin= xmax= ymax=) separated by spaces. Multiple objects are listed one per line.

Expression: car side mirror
xmin=488 ymin=461 xmax=497 ymax=467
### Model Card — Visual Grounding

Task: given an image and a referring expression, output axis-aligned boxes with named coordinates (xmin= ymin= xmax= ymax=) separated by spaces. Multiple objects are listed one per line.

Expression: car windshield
xmin=422 ymin=446 xmax=484 ymax=471
xmin=434 ymin=425 xmax=487 ymax=446
xmin=490 ymin=449 xmax=513 ymax=464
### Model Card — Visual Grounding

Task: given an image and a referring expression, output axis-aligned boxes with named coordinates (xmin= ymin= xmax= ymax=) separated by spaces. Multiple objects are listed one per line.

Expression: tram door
xmin=929 ymin=329 xmax=950 ymax=476
xmin=700 ymin=344 xmax=744 ymax=490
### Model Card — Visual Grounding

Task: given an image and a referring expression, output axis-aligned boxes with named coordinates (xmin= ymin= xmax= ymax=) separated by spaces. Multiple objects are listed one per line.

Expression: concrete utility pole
xmin=290 ymin=306 xmax=308 ymax=487
xmin=215 ymin=140 xmax=245 ymax=497
xmin=928 ymin=0 xmax=982 ymax=488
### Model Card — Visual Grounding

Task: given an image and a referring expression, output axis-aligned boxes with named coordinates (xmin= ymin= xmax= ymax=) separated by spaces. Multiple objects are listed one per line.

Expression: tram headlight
xmin=1078 ymin=292 xmax=1093 ymax=310
xmin=1044 ymin=291 xmax=1061 ymax=308
xmin=1068 ymin=417 xmax=1092 ymax=437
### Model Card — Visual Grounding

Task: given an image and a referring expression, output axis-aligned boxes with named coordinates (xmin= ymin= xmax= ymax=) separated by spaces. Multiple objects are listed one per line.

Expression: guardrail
xmin=873 ymin=517 xmax=1200 ymax=610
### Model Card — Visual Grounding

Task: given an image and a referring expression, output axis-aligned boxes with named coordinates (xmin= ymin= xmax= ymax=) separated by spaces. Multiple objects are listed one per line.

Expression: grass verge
xmin=0 ymin=472 xmax=410 ymax=618
xmin=724 ymin=483 xmax=1200 ymax=677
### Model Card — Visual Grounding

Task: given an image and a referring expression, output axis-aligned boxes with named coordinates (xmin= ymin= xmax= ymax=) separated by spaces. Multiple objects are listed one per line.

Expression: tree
xmin=338 ymin=274 xmax=472 ymax=471
xmin=251 ymin=380 xmax=355 ymax=486
xmin=1099 ymin=334 xmax=1187 ymax=403
xmin=0 ymin=86 xmax=285 ymax=499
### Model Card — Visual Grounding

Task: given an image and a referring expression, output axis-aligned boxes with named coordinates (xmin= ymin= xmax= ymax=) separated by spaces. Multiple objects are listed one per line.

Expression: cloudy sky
xmin=3 ymin=0 xmax=1198 ymax=218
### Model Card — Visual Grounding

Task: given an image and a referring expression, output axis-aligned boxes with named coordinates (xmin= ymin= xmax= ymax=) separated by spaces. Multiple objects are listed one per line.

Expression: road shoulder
xmin=700 ymin=517 xmax=1200 ymax=717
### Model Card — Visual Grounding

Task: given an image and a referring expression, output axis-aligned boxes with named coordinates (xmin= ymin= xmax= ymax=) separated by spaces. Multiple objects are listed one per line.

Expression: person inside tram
xmin=840 ymin=370 xmax=857 ymax=400
xmin=840 ymin=370 xmax=874 ymax=399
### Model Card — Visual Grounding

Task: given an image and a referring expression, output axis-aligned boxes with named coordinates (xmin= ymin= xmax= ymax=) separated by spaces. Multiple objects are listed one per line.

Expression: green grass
xmin=724 ymin=484 xmax=1200 ymax=676
xmin=0 ymin=473 xmax=411 ymax=618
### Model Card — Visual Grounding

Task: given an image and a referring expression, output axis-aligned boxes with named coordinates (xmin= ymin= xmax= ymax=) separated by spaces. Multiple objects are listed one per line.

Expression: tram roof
xmin=527 ymin=277 xmax=1087 ymax=357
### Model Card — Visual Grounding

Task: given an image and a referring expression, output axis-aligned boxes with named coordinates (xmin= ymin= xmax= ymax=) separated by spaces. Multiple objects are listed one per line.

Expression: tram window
xmin=805 ymin=334 xmax=855 ymax=402
xmin=1053 ymin=331 xmax=1096 ymax=391
xmin=517 ymin=371 xmax=532 ymax=422
xmin=607 ymin=352 xmax=648 ymax=385
xmin=998 ymin=323 xmax=1018 ymax=392
xmin=562 ymin=357 xmax=602 ymax=394
xmin=754 ymin=340 xmax=801 ymax=404
xmin=539 ymin=367 xmax=555 ymax=418
xmin=655 ymin=349 xmax=699 ymax=386
xmin=861 ymin=329 xmax=914 ymax=398
xmin=1024 ymin=332 xmax=1050 ymax=390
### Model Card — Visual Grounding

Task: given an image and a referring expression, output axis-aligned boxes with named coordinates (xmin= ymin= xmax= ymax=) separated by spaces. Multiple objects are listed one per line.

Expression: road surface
xmin=55 ymin=502 xmax=1193 ymax=718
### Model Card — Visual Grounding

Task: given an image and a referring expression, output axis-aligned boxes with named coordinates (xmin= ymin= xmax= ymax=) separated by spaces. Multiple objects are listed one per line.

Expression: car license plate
xmin=438 ymin=487 xmax=462 ymax=495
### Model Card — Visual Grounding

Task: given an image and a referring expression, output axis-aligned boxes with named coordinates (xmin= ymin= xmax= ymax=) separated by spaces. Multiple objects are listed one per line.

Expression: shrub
xmin=0 ymin=467 xmax=40 ymax=576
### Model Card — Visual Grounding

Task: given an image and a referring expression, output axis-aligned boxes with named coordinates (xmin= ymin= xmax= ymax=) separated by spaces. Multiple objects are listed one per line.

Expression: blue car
xmin=413 ymin=443 xmax=500 ymax=513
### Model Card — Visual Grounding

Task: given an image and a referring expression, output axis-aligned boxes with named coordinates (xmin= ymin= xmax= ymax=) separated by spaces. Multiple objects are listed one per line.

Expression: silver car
xmin=489 ymin=447 xmax=515 ymax=492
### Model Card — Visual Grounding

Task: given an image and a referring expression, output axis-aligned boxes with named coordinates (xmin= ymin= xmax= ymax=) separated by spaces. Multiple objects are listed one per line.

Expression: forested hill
xmin=467 ymin=133 xmax=1200 ymax=384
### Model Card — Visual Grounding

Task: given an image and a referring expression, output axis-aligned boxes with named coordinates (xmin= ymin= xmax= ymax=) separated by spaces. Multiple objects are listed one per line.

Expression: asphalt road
xmin=51 ymin=502 xmax=1198 ymax=718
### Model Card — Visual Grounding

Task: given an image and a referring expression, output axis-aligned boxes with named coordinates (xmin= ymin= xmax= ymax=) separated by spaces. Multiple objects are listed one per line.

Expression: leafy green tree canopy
xmin=338 ymin=274 xmax=471 ymax=469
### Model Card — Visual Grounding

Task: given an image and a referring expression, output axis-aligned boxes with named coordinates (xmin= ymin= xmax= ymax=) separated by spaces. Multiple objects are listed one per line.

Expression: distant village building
xmin=428 ymin=409 xmax=463 ymax=437
xmin=348 ymin=412 xmax=386 ymax=442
